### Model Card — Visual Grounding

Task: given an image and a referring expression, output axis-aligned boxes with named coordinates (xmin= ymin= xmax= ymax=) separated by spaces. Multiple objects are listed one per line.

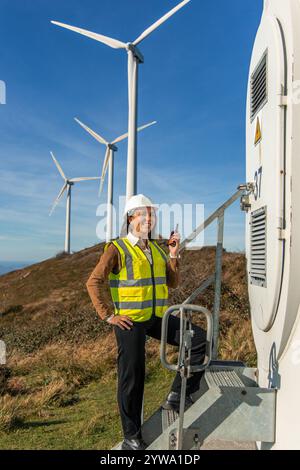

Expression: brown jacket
xmin=86 ymin=241 xmax=180 ymax=320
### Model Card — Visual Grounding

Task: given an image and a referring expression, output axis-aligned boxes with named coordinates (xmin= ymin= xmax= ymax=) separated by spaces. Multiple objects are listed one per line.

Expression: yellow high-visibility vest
xmin=105 ymin=238 xmax=169 ymax=322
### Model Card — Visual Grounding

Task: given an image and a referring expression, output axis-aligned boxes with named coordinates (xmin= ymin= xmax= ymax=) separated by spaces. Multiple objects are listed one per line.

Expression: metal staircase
xmin=113 ymin=185 xmax=277 ymax=450
xmin=146 ymin=360 xmax=275 ymax=450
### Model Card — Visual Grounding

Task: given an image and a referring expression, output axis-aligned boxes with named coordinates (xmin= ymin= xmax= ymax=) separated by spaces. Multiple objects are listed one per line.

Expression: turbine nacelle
xmin=108 ymin=143 xmax=118 ymax=152
xmin=126 ymin=44 xmax=144 ymax=63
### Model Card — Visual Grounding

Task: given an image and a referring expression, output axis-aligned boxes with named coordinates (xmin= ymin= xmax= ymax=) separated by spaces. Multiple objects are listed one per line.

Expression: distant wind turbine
xmin=51 ymin=0 xmax=191 ymax=200
xmin=74 ymin=118 xmax=156 ymax=242
xmin=49 ymin=151 xmax=100 ymax=254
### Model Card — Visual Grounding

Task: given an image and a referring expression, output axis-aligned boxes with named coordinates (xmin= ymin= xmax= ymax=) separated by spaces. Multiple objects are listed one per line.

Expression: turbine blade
xmin=112 ymin=131 xmax=129 ymax=145
xmin=132 ymin=0 xmax=191 ymax=46
xmin=69 ymin=177 xmax=101 ymax=182
xmin=101 ymin=147 xmax=111 ymax=181
xmin=137 ymin=120 xmax=157 ymax=132
xmin=99 ymin=177 xmax=105 ymax=197
xmin=99 ymin=147 xmax=110 ymax=196
xmin=50 ymin=151 xmax=66 ymax=180
xmin=49 ymin=182 xmax=67 ymax=216
xmin=112 ymin=121 xmax=157 ymax=144
xmin=74 ymin=117 xmax=108 ymax=145
xmin=51 ymin=21 xmax=127 ymax=49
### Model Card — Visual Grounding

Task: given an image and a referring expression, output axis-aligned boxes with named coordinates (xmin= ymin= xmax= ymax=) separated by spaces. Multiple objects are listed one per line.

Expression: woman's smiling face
xmin=128 ymin=207 xmax=156 ymax=238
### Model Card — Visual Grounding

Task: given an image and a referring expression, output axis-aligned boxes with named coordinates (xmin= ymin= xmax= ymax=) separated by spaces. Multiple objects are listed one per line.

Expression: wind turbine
xmin=49 ymin=151 xmax=100 ymax=254
xmin=51 ymin=0 xmax=191 ymax=200
xmin=74 ymin=118 xmax=156 ymax=242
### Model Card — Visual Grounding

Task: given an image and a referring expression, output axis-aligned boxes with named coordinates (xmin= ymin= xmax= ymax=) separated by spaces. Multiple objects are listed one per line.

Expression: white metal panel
xmin=246 ymin=13 xmax=286 ymax=332
xmin=247 ymin=0 xmax=300 ymax=378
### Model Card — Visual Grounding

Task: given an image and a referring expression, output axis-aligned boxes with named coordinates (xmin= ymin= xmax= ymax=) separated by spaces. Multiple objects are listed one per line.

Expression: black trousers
xmin=113 ymin=314 xmax=207 ymax=439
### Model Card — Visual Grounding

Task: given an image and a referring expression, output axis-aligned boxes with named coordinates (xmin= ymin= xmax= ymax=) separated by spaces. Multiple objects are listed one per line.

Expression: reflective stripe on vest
xmin=109 ymin=277 xmax=167 ymax=288
xmin=106 ymin=238 xmax=169 ymax=322
xmin=114 ymin=298 xmax=169 ymax=310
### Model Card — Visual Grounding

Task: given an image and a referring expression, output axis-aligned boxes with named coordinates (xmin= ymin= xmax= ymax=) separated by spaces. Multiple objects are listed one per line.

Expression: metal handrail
xmin=167 ymin=185 xmax=251 ymax=359
xmin=160 ymin=304 xmax=213 ymax=373
xmin=160 ymin=303 xmax=213 ymax=450
xmin=178 ymin=188 xmax=245 ymax=253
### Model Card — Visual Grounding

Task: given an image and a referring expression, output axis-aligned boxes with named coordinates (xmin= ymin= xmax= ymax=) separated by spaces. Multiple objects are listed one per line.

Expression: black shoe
xmin=121 ymin=438 xmax=147 ymax=450
xmin=161 ymin=391 xmax=194 ymax=412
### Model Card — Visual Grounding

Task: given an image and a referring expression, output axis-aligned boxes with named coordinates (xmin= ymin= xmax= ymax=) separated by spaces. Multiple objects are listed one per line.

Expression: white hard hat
xmin=124 ymin=194 xmax=158 ymax=216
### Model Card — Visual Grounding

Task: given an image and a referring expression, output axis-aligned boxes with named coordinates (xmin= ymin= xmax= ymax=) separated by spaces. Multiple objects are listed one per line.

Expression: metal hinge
xmin=240 ymin=194 xmax=251 ymax=212
xmin=279 ymin=229 xmax=286 ymax=241
xmin=278 ymin=218 xmax=286 ymax=240
xmin=279 ymin=94 xmax=288 ymax=107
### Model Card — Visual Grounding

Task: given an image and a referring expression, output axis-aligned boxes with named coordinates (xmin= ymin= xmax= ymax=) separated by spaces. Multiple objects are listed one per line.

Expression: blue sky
xmin=0 ymin=0 xmax=263 ymax=263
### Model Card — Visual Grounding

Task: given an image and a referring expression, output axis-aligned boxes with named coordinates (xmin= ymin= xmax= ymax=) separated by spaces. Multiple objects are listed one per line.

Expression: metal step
xmin=147 ymin=363 xmax=276 ymax=450
xmin=206 ymin=369 xmax=246 ymax=388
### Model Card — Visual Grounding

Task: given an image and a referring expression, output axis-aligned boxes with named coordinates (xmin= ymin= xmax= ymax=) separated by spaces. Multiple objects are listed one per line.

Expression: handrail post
xmin=160 ymin=304 xmax=213 ymax=450
xmin=212 ymin=211 xmax=225 ymax=360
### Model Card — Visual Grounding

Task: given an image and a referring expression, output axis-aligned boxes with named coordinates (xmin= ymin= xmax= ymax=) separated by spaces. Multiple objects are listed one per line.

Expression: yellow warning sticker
xmin=255 ymin=117 xmax=262 ymax=145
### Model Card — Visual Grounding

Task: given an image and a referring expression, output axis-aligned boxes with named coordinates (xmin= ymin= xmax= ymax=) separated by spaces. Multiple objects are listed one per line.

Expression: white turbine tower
xmin=49 ymin=151 xmax=100 ymax=254
xmin=74 ymin=118 xmax=156 ymax=242
xmin=51 ymin=0 xmax=191 ymax=200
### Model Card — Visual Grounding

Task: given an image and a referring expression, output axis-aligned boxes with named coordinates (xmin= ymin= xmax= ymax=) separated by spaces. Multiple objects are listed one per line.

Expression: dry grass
xmin=0 ymin=395 xmax=24 ymax=432
xmin=0 ymin=378 xmax=73 ymax=431
xmin=31 ymin=378 xmax=72 ymax=409
xmin=219 ymin=318 xmax=256 ymax=365
xmin=0 ymin=335 xmax=119 ymax=433
xmin=9 ymin=335 xmax=117 ymax=378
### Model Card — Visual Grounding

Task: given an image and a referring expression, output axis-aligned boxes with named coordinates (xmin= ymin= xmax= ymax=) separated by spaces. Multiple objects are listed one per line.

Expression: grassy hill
xmin=0 ymin=242 xmax=256 ymax=449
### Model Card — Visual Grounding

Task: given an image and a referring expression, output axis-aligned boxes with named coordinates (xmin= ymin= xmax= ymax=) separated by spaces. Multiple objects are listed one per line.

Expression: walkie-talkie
xmin=167 ymin=224 xmax=179 ymax=247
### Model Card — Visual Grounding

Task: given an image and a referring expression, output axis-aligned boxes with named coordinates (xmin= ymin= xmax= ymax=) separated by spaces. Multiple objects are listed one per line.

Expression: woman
xmin=86 ymin=194 xmax=207 ymax=450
